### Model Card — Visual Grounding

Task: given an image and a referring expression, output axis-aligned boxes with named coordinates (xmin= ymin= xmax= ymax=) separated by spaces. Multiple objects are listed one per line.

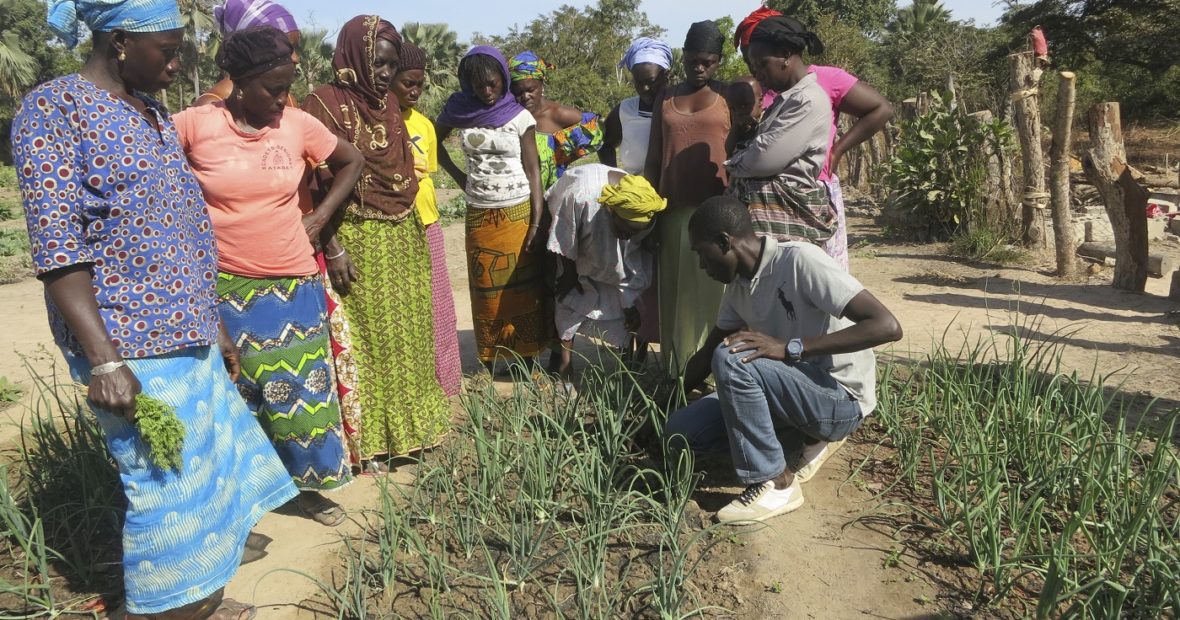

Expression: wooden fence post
xmin=1083 ymin=102 xmax=1150 ymax=291
xmin=1010 ymin=51 xmax=1047 ymax=248
xmin=1049 ymin=71 xmax=1077 ymax=277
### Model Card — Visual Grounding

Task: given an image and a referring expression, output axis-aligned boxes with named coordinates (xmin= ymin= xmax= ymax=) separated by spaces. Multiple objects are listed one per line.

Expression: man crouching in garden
xmin=664 ymin=196 xmax=902 ymax=524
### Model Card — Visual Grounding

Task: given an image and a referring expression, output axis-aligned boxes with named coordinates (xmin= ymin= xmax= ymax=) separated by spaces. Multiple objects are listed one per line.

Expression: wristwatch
xmin=786 ymin=338 xmax=804 ymax=363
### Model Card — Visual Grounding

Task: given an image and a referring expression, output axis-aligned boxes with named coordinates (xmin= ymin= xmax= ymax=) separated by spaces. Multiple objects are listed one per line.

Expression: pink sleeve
xmin=297 ymin=109 xmax=339 ymax=164
xmin=812 ymin=65 xmax=859 ymax=110
xmin=172 ymin=109 xmax=193 ymax=150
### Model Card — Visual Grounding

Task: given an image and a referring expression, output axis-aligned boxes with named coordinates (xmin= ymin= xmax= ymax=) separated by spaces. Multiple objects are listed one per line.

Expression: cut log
xmin=1082 ymin=102 xmax=1150 ymax=291
xmin=1010 ymin=51 xmax=1047 ymax=248
xmin=1049 ymin=71 xmax=1077 ymax=277
xmin=1076 ymin=242 xmax=1174 ymax=278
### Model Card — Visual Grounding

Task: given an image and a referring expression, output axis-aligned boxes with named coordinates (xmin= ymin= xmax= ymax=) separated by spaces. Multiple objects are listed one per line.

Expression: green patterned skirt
xmin=335 ymin=211 xmax=451 ymax=458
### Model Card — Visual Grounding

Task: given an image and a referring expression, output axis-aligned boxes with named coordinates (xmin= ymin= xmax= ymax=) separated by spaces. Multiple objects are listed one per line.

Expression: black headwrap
xmin=684 ymin=20 xmax=724 ymax=56
xmin=216 ymin=25 xmax=295 ymax=81
xmin=398 ymin=42 xmax=427 ymax=71
xmin=749 ymin=15 xmax=825 ymax=56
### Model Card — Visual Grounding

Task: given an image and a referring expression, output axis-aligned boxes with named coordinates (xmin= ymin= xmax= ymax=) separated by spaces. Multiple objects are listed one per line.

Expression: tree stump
xmin=1009 ymin=51 xmax=1047 ymax=248
xmin=1049 ymin=72 xmax=1077 ymax=277
xmin=1082 ymin=102 xmax=1150 ymax=292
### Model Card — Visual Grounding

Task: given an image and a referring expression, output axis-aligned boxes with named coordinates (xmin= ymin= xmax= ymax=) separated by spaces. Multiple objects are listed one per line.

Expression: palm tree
xmin=178 ymin=0 xmax=215 ymax=99
xmin=0 ymin=0 xmax=38 ymax=99
xmin=0 ymin=31 xmax=37 ymax=99
xmin=401 ymin=22 xmax=464 ymax=115
xmin=295 ymin=27 xmax=335 ymax=93
xmin=888 ymin=0 xmax=952 ymax=36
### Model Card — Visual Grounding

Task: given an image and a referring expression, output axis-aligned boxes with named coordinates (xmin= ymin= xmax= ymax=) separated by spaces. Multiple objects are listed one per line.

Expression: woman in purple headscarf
xmin=196 ymin=0 xmax=299 ymax=106
xmin=436 ymin=46 xmax=548 ymax=374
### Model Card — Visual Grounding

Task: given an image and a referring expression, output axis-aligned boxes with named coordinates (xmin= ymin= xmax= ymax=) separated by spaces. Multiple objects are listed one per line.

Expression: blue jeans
xmin=664 ymin=345 xmax=864 ymax=484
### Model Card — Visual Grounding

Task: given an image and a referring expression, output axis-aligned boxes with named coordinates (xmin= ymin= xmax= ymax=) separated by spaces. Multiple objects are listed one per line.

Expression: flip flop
xmin=296 ymin=496 xmax=346 ymax=527
xmin=208 ymin=598 xmax=257 ymax=620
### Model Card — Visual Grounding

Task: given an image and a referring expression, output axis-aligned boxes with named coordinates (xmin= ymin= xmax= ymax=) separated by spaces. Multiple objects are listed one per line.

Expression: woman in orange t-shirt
xmin=174 ymin=27 xmax=364 ymax=526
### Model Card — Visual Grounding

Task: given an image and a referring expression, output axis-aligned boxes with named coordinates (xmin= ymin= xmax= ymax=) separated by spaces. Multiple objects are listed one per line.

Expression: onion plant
xmin=313 ymin=349 xmax=728 ymax=618
xmin=870 ymin=320 xmax=1180 ymax=617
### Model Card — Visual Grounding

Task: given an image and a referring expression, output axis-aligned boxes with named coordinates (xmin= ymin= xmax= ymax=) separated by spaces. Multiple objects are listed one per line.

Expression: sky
xmin=277 ymin=0 xmax=1005 ymax=44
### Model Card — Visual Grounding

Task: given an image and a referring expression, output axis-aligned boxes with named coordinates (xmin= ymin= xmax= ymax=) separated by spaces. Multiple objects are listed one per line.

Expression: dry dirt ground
xmin=1 ymin=214 xmax=1178 ymax=618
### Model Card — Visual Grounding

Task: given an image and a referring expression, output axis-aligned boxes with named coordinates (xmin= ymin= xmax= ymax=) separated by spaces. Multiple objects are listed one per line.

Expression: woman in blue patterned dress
xmin=13 ymin=1 xmax=297 ymax=617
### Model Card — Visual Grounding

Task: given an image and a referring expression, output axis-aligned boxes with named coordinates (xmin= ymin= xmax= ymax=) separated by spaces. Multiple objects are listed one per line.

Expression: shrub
xmin=0 ymin=229 xmax=29 ymax=257
xmin=0 ymin=166 xmax=16 ymax=190
xmin=883 ymin=91 xmax=1013 ymax=241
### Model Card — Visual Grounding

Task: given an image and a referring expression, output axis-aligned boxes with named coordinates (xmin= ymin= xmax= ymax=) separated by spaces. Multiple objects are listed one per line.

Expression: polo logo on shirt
xmin=261 ymin=144 xmax=294 ymax=170
xmin=778 ymin=288 xmax=797 ymax=321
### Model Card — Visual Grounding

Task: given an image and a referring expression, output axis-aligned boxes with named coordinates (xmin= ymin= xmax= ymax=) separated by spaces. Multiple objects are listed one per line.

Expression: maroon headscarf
xmin=303 ymin=15 xmax=418 ymax=217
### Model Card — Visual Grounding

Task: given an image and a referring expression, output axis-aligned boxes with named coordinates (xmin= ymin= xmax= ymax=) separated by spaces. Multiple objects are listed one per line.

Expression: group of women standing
xmin=12 ymin=0 xmax=892 ymax=616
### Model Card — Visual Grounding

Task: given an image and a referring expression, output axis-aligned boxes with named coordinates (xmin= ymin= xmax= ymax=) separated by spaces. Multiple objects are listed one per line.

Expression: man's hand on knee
xmin=723 ymin=330 xmax=786 ymax=363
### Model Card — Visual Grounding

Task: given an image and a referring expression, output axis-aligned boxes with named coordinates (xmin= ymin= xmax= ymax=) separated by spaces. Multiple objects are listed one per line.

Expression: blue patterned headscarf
xmin=48 ymin=0 xmax=184 ymax=48
xmin=618 ymin=37 xmax=672 ymax=71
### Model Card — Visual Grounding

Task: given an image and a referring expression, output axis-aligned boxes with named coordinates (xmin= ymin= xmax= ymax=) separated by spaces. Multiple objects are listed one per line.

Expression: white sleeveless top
xmin=617 ymin=96 xmax=653 ymax=175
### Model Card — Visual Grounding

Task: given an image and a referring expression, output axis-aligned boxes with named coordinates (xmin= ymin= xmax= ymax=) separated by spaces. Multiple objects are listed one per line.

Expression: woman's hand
xmin=218 ymin=323 xmax=241 ymax=382
xmin=303 ymin=212 xmax=329 ymax=248
xmin=326 ymin=251 xmax=359 ymax=296
xmin=89 ymin=366 xmax=142 ymax=422
xmin=524 ymin=224 xmax=544 ymax=254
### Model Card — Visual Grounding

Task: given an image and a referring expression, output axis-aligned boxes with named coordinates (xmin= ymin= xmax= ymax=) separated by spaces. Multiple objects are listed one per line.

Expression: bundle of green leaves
xmin=134 ymin=393 xmax=185 ymax=472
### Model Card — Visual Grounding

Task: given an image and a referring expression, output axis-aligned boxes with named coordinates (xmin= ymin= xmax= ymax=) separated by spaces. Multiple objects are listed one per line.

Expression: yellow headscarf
xmin=599 ymin=175 xmax=667 ymax=223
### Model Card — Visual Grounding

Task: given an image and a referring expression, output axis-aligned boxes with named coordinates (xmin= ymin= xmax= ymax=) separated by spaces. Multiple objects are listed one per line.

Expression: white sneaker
xmin=794 ymin=438 xmax=846 ymax=483
xmin=716 ymin=478 xmax=805 ymax=525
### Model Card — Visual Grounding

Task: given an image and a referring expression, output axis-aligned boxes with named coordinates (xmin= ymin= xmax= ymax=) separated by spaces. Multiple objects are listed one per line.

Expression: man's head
xmin=689 ymin=196 xmax=756 ymax=284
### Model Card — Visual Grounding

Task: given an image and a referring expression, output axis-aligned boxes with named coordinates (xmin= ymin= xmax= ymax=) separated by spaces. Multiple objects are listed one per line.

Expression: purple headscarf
xmin=214 ymin=0 xmax=297 ymax=35
xmin=437 ymin=45 xmax=526 ymax=129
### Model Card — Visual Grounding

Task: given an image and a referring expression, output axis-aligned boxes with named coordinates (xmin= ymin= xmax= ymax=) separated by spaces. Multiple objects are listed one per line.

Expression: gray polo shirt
xmin=716 ymin=239 xmax=877 ymax=415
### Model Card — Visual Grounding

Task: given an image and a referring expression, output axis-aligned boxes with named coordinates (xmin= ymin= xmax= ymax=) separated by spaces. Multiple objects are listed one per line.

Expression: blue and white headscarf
xmin=48 ymin=0 xmax=184 ymax=48
xmin=618 ymin=37 xmax=672 ymax=71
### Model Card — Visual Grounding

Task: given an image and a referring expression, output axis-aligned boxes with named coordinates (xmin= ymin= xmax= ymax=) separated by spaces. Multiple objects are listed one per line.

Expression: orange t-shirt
xmin=174 ymin=102 xmax=338 ymax=277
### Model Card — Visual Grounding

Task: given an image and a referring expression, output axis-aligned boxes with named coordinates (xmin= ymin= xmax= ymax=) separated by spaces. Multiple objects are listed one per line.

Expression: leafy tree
xmin=712 ymin=16 xmax=747 ymax=81
xmin=1001 ymin=0 xmax=1180 ymax=117
xmin=887 ymin=0 xmax=952 ymax=36
xmin=879 ymin=16 xmax=1007 ymax=110
xmin=809 ymin=12 xmax=887 ymax=88
xmin=767 ymin=0 xmax=897 ymax=36
xmin=476 ymin=0 xmax=664 ymax=116
xmin=401 ymin=22 xmax=465 ymax=119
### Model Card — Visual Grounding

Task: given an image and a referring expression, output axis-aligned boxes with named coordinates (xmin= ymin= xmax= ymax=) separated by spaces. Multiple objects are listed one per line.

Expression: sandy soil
xmin=1 ymin=215 xmax=1177 ymax=618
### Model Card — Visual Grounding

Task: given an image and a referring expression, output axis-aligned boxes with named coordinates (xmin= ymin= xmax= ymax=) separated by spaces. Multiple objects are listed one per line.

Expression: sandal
xmin=208 ymin=598 xmax=257 ymax=620
xmin=361 ymin=459 xmax=391 ymax=476
xmin=295 ymin=494 xmax=346 ymax=527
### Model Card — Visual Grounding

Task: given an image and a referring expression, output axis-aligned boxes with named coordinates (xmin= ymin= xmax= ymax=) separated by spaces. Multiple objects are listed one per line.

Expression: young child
xmin=545 ymin=164 xmax=666 ymax=380
xmin=725 ymin=75 xmax=763 ymax=155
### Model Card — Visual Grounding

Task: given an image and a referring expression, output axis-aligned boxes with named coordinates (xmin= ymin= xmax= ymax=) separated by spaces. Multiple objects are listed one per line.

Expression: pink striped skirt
xmin=426 ymin=223 xmax=463 ymax=396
